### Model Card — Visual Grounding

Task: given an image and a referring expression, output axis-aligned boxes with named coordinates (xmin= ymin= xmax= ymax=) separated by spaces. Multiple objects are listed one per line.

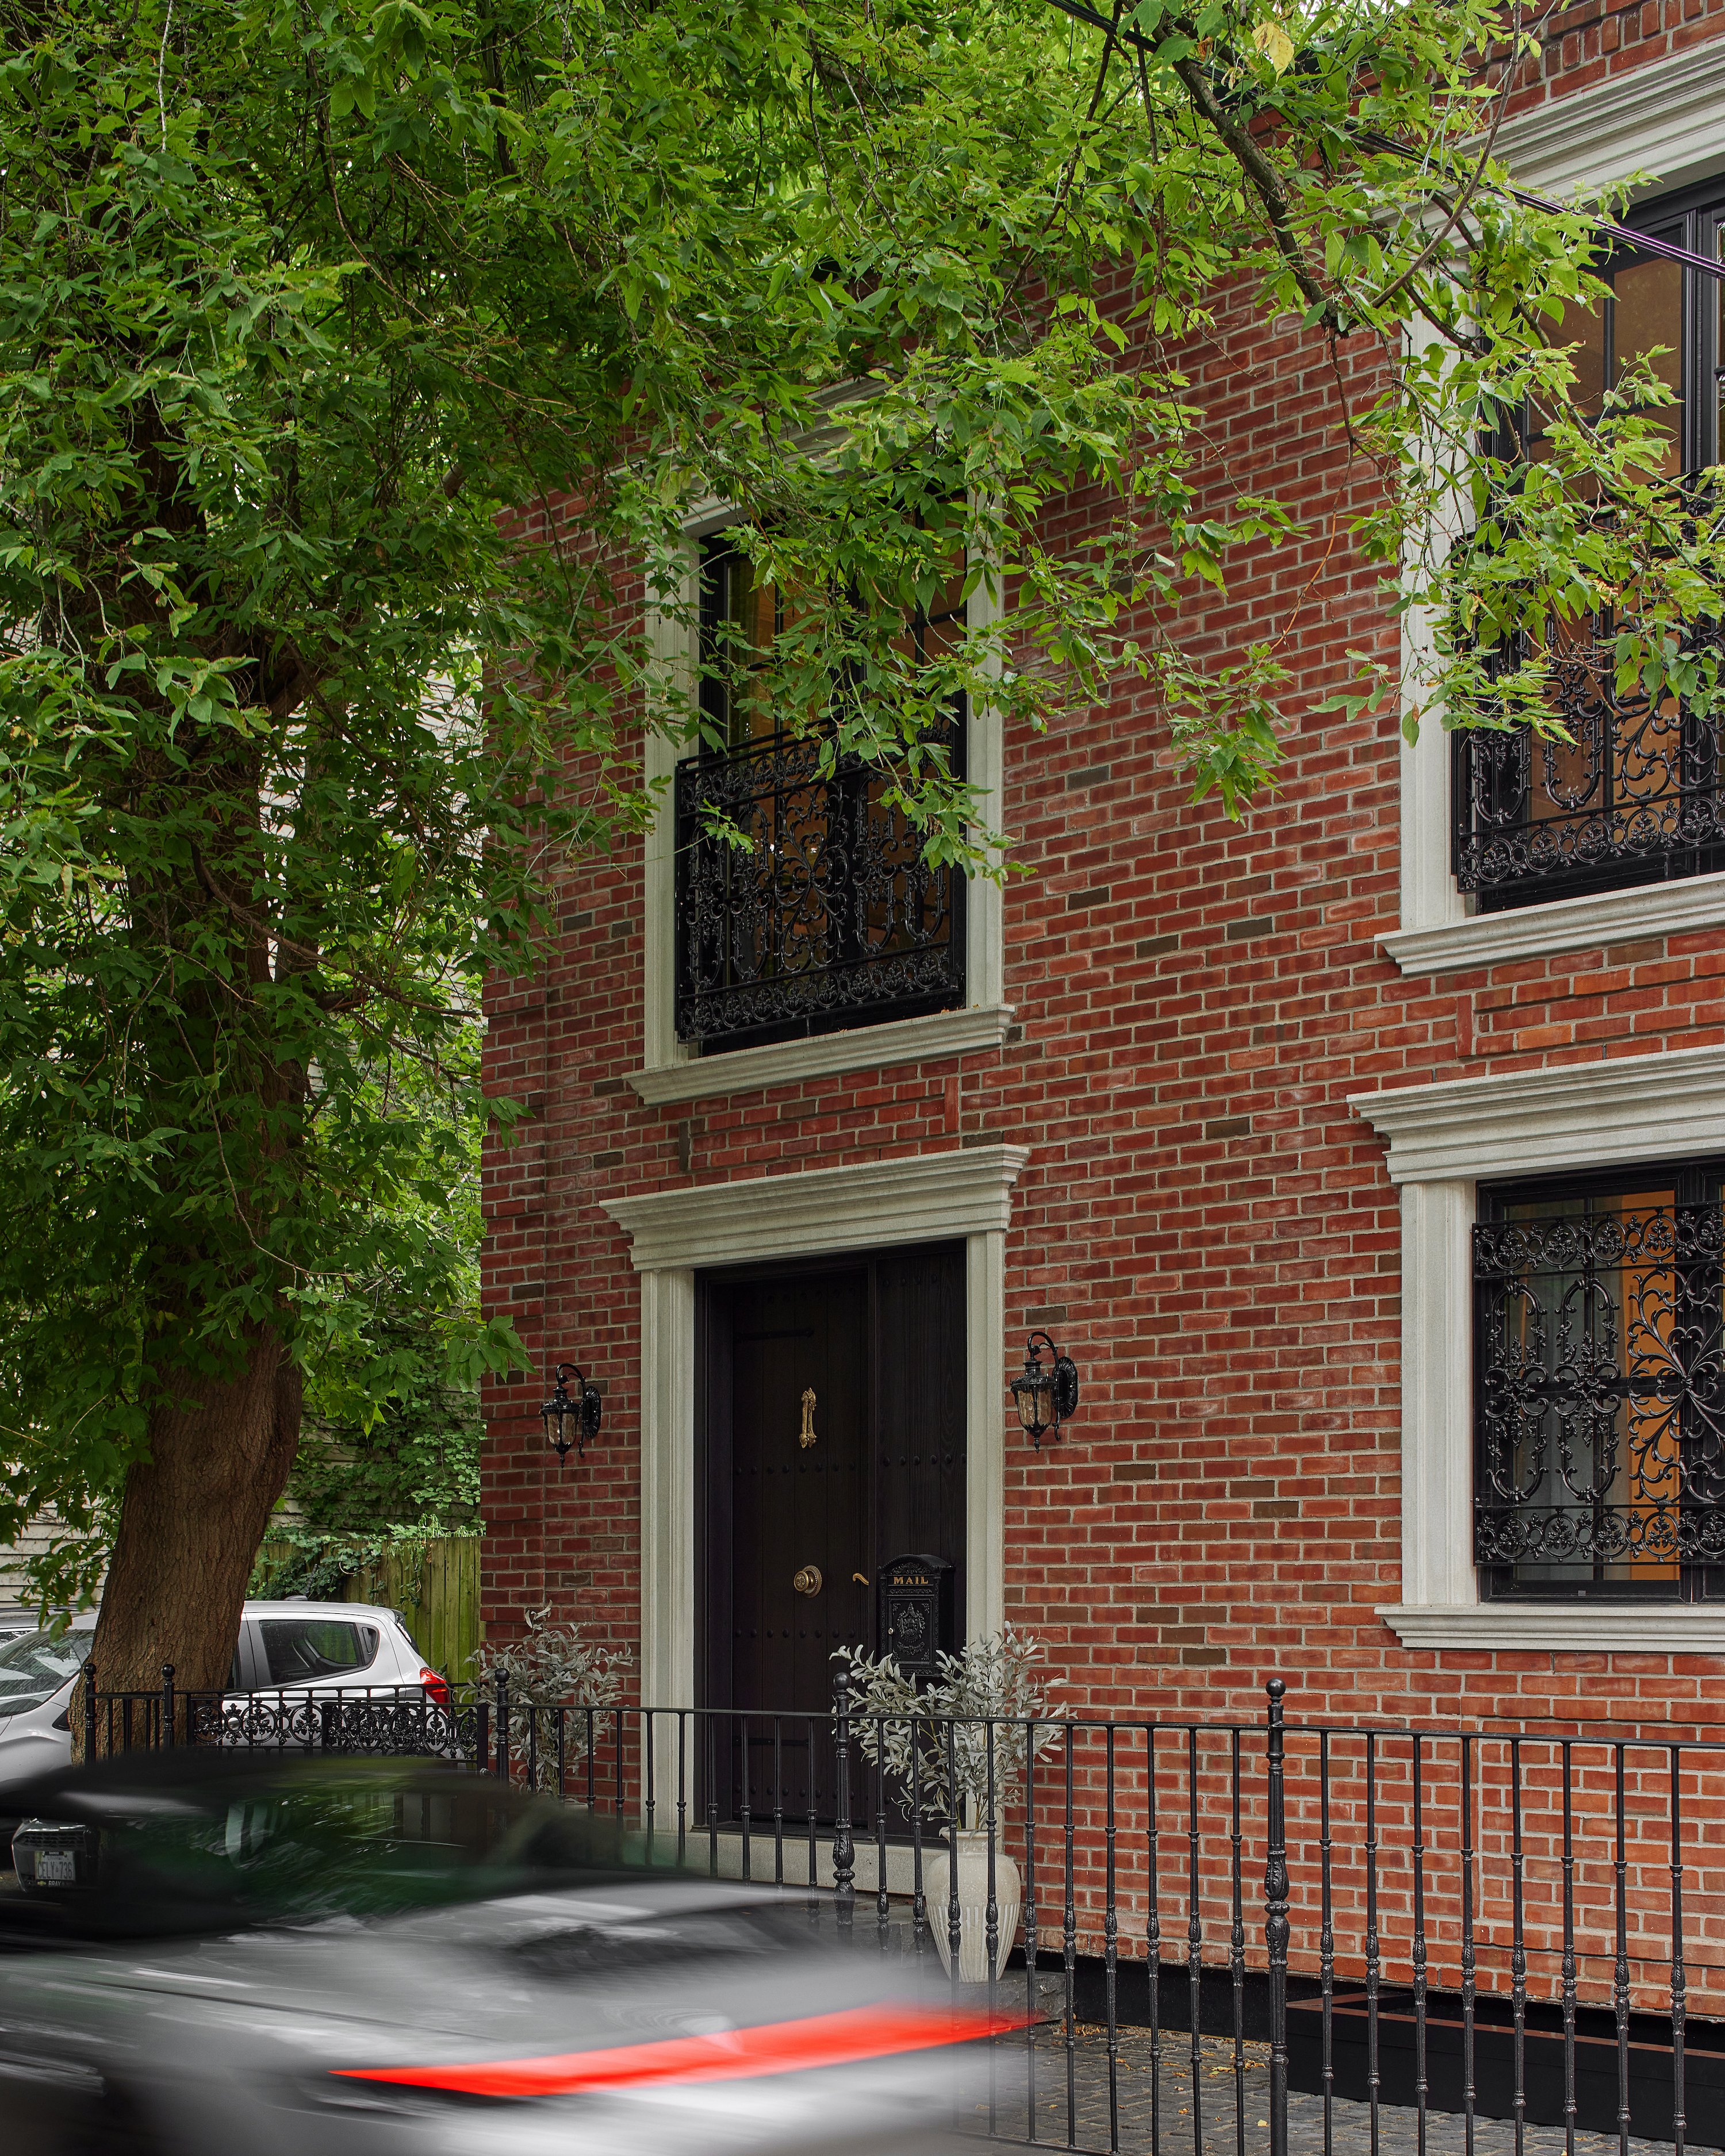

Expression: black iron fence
xmin=75 ymin=1664 xmax=1725 ymax=2156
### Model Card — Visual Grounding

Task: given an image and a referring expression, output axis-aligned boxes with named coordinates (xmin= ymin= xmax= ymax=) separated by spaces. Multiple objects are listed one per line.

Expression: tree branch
xmin=1169 ymin=55 xmax=1345 ymax=332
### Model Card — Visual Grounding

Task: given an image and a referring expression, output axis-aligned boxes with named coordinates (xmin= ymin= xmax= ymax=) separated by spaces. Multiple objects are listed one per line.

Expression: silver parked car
xmin=0 ymin=1601 xmax=448 ymax=1796
xmin=0 ymin=1750 xmax=988 ymax=2156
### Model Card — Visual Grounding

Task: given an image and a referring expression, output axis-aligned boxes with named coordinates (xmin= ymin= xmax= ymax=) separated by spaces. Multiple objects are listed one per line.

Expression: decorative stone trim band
xmin=1349 ymin=1043 xmax=1725 ymax=1186
xmin=602 ymin=1141 xmax=1032 ymax=1272
xmin=1485 ymin=37 xmax=1725 ymax=203
xmin=626 ymin=1003 xmax=1015 ymax=1107
xmin=1379 ymin=1603 xmax=1725 ymax=1655
xmin=1381 ymin=872 xmax=1725 ymax=977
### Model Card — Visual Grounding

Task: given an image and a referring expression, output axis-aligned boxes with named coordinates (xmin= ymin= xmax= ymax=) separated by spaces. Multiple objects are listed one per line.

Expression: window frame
xmin=632 ymin=521 xmax=1008 ymax=1106
xmin=1354 ymin=1043 xmax=1725 ymax=1649
xmin=673 ymin=535 xmax=969 ymax=1057
xmin=1450 ymin=170 xmax=1725 ymax=918
xmin=1473 ymin=1157 xmax=1725 ymax=1605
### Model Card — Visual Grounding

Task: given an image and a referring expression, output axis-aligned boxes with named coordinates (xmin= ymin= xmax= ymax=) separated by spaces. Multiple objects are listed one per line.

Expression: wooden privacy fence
xmin=342 ymin=1535 xmax=481 ymax=1682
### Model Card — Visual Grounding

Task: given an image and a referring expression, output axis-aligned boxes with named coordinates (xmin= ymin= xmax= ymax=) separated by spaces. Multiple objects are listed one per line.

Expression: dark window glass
xmin=1474 ymin=1165 xmax=1725 ymax=1600
xmin=1455 ymin=176 xmax=1725 ymax=912
xmin=258 ymin=1618 xmax=378 ymax=1685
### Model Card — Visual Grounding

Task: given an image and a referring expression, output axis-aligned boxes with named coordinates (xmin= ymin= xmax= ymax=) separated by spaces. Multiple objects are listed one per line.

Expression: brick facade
xmin=479 ymin=4 xmax=1725 ymax=1993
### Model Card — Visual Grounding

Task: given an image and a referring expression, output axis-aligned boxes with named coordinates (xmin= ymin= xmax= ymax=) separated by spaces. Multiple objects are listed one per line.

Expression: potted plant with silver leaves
xmin=467 ymin=1606 xmax=632 ymax=1791
xmin=835 ymin=1626 xmax=1061 ymax=1981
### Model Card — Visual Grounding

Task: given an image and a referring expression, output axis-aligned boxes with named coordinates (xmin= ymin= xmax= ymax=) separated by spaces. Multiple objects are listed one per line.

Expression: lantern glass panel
xmin=1013 ymin=1374 xmax=1048 ymax=1436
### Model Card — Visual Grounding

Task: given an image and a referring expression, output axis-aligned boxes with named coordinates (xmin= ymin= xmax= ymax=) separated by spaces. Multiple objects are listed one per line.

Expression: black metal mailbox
xmin=878 ymin=1552 xmax=953 ymax=1679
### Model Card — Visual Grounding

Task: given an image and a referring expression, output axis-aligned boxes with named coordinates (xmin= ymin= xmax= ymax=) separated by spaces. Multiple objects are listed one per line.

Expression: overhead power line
xmin=1040 ymin=0 xmax=1725 ymax=283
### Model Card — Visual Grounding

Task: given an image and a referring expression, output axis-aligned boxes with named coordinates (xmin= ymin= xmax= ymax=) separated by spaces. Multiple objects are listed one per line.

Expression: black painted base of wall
xmin=1000 ymin=1956 xmax=1724 ymax=2145
xmin=1286 ymin=1988 xmax=1724 ymax=2147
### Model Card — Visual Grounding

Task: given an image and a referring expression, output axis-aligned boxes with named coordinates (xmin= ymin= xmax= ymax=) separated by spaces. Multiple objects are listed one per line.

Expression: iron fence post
xmin=831 ymin=1665 xmax=855 ymax=1932
xmin=82 ymin=1658 xmax=96 ymax=1764
xmin=494 ymin=1670 xmax=509 ymax=1782
xmin=161 ymin=1664 xmax=176 ymax=1750
xmin=1264 ymin=1678 xmax=1290 ymax=2156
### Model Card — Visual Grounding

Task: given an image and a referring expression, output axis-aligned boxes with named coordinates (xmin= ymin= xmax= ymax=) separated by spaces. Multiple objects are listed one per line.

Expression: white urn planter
xmin=923 ymin=1830 xmax=1022 ymax=1982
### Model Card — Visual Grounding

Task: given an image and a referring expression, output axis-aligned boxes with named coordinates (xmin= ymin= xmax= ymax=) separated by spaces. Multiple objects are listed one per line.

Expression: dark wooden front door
xmin=698 ymin=1242 xmax=965 ymax=1821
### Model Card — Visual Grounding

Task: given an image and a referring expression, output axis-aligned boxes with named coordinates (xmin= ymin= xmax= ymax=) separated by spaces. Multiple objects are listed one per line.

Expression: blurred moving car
xmin=0 ymin=1602 xmax=447 ymax=1796
xmin=0 ymin=1751 xmax=989 ymax=2155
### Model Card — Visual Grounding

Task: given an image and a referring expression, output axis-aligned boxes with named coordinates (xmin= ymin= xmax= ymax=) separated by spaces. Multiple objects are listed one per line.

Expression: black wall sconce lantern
xmin=542 ymin=1361 xmax=603 ymax=1465
xmin=1010 ymin=1331 xmax=1080 ymax=1450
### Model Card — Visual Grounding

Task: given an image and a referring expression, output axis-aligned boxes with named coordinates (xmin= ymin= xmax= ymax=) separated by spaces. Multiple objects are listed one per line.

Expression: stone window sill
xmin=1382 ymin=872 xmax=1725 ymax=977
xmin=1379 ymin=1603 xmax=1725 ymax=1654
xmin=625 ymin=1002 xmax=1015 ymax=1106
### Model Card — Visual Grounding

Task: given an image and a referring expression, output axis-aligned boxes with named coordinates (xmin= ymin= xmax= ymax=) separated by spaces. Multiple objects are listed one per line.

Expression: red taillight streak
xmin=419 ymin=1666 xmax=450 ymax=1708
xmin=331 ymin=2001 xmax=1020 ymax=2101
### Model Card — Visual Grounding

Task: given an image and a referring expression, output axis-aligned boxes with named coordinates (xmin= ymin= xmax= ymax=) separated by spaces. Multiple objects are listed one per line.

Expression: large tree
xmin=1 ymin=0 xmax=1719 ymax=1696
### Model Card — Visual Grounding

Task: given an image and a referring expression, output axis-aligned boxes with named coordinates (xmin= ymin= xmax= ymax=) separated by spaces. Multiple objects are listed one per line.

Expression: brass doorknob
xmin=792 ymin=1565 xmax=823 ymax=1597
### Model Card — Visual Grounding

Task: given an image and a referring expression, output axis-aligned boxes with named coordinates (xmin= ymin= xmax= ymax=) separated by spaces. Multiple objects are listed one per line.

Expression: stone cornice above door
xmin=603 ymin=1143 xmax=1032 ymax=1272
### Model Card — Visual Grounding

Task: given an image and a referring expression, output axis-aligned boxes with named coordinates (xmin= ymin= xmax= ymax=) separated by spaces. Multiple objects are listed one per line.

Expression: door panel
xmin=729 ymin=1268 xmax=871 ymax=1713
xmin=873 ymin=1246 xmax=968 ymax=1644
xmin=699 ymin=1242 xmax=965 ymax=1827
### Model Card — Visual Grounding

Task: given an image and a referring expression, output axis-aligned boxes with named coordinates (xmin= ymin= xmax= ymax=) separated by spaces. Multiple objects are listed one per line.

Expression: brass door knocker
xmin=798 ymin=1386 xmax=816 ymax=1449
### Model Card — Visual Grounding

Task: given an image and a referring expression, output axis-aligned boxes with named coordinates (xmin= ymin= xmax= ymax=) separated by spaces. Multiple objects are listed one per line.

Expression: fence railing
xmin=76 ymin=1664 xmax=1725 ymax=2156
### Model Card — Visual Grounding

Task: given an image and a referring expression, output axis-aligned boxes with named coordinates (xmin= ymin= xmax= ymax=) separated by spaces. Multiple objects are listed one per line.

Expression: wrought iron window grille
xmin=676 ymin=535 xmax=967 ymax=1054
xmin=1452 ymin=613 xmax=1725 ymax=910
xmin=1453 ymin=174 xmax=1725 ymax=912
xmin=1473 ymin=1173 xmax=1725 ymax=1599
xmin=674 ymin=720 xmax=965 ymax=1053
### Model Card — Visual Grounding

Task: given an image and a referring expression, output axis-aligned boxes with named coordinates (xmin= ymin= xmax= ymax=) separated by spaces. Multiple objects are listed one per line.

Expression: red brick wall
xmin=1499 ymin=0 xmax=1725 ymax=108
xmin=482 ymin=0 xmax=1725 ymax=1720
xmin=479 ymin=2 xmax=1725 ymax=2000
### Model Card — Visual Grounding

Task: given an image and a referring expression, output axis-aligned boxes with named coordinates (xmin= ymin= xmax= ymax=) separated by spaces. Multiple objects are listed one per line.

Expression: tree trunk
xmin=89 ymin=1329 xmax=302 ymax=1718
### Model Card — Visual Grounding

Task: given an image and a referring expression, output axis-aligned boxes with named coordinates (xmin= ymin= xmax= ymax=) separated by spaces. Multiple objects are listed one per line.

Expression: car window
xmin=0 ymin=1629 xmax=92 ymax=1717
xmin=257 ymin=1618 xmax=378 ymax=1686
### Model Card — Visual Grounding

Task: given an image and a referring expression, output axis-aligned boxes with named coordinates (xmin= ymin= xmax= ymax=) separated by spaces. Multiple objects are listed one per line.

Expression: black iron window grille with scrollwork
xmin=1454 ymin=171 xmax=1725 ymax=912
xmin=1452 ymin=616 xmax=1725 ymax=909
xmin=674 ymin=724 xmax=965 ymax=1052
xmin=674 ymin=536 xmax=967 ymax=1055
xmin=1473 ymin=1172 xmax=1725 ymax=1598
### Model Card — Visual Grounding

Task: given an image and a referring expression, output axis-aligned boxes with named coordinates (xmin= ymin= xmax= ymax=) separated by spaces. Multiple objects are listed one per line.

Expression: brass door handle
xmin=793 ymin=1565 xmax=823 ymax=1597
xmin=852 ymin=1571 xmax=869 ymax=1585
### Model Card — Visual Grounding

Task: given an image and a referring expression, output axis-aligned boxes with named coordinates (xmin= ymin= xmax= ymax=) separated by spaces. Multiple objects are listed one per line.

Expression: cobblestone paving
xmin=957 ymin=2030 xmax=1703 ymax=2156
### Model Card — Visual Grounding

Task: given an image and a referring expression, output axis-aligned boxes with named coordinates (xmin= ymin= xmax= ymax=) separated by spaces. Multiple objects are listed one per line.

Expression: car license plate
xmin=34 ymin=1850 xmax=76 ymax=1885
